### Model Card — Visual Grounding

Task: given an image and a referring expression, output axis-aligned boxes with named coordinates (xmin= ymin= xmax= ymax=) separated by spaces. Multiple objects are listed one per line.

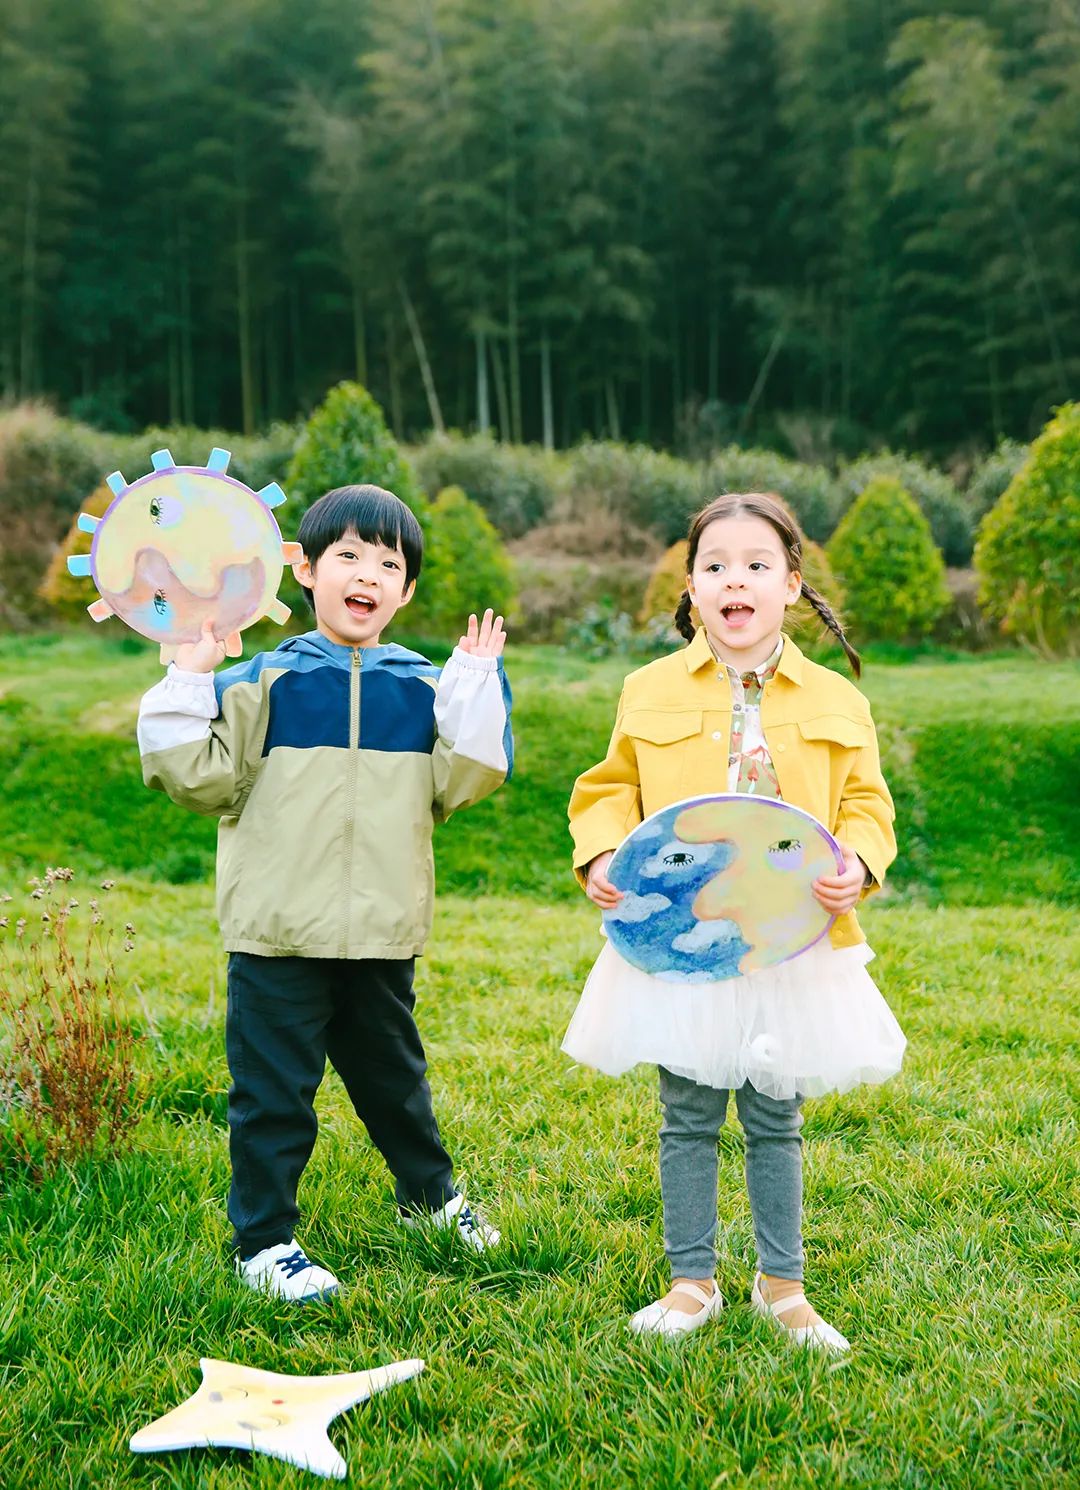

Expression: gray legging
xmin=659 ymin=1066 xmax=804 ymax=1281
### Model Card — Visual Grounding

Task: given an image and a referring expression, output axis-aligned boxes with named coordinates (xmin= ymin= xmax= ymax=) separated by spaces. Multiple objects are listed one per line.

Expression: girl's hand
xmin=458 ymin=608 xmax=506 ymax=658
xmin=812 ymin=844 xmax=870 ymax=916
xmin=174 ymin=618 xmax=227 ymax=674
xmin=585 ymin=850 xmax=623 ymax=910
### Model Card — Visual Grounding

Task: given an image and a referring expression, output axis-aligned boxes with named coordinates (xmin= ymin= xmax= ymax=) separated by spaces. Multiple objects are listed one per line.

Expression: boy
xmin=137 ymin=483 xmax=511 ymax=1301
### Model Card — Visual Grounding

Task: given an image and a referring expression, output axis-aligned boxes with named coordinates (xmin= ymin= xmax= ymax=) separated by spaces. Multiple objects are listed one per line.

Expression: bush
xmin=704 ymin=447 xmax=841 ymax=543
xmin=560 ymin=441 xmax=705 ymax=545
xmin=974 ymin=403 xmax=1080 ymax=657
xmin=966 ymin=439 xmax=1030 ymax=522
xmin=838 ymin=452 xmax=973 ymax=566
xmin=109 ymin=421 xmax=301 ymax=496
xmin=0 ymin=403 xmax=110 ymax=626
xmin=412 ymin=433 xmax=557 ymax=538
xmin=827 ymin=475 xmax=950 ymax=641
xmin=38 ymin=480 xmax=115 ymax=623
xmin=407 ymin=486 xmax=516 ymax=642
xmin=286 ymin=382 xmax=425 ymax=532
xmin=0 ymin=868 xmax=145 ymax=1175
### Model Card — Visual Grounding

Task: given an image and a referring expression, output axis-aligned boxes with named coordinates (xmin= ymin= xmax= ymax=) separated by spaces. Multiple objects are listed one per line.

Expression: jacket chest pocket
xmin=796 ymin=715 xmax=873 ymax=751
xmin=622 ymin=708 xmax=705 ymax=807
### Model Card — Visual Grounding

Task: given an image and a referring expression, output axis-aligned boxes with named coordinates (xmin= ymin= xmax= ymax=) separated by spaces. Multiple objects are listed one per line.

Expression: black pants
xmin=225 ymin=952 xmax=456 ymax=1258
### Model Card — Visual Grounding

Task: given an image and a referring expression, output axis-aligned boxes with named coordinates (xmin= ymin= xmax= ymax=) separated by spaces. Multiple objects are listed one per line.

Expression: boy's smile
xmin=293 ymin=531 xmax=414 ymax=648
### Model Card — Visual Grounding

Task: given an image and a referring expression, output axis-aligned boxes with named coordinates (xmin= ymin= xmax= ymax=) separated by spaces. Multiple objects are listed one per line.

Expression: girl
xmin=564 ymin=493 xmax=905 ymax=1351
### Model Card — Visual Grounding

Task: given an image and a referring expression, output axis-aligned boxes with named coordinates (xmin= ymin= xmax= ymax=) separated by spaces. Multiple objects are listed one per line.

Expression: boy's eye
xmin=383 ymin=559 xmax=400 ymax=569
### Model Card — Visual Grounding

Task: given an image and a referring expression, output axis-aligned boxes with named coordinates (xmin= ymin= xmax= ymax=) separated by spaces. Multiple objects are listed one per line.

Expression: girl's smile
xmin=687 ymin=514 xmax=801 ymax=669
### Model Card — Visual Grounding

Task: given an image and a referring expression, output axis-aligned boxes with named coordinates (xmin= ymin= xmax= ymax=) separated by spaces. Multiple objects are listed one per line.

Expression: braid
xmin=800 ymin=580 xmax=862 ymax=677
xmin=675 ymin=590 xmax=696 ymax=642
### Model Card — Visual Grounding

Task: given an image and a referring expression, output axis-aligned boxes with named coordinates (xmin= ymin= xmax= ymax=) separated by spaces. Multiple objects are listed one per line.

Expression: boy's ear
xmin=292 ymin=554 xmax=314 ymax=591
xmin=399 ymin=578 xmax=416 ymax=607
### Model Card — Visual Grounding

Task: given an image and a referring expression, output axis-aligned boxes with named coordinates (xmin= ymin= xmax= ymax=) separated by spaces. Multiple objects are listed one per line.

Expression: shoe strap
xmin=668 ymin=1282 xmax=715 ymax=1309
xmin=765 ymin=1289 xmax=809 ymax=1318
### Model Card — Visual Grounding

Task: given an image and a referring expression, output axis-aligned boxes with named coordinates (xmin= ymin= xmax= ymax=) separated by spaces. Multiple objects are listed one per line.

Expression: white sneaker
xmin=238 ymin=1242 xmax=340 ymax=1303
xmin=750 ymin=1272 xmax=850 ymax=1354
xmin=629 ymin=1281 xmax=724 ymax=1337
xmin=400 ymin=1192 xmax=500 ymax=1251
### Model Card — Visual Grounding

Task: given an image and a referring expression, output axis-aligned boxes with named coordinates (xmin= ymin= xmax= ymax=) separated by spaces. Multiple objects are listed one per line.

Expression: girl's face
xmin=686 ymin=514 xmax=801 ymax=670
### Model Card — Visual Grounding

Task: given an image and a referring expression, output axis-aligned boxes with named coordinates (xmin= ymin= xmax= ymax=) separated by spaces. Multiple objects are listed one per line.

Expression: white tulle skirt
xmin=562 ymin=933 xmax=906 ymax=1100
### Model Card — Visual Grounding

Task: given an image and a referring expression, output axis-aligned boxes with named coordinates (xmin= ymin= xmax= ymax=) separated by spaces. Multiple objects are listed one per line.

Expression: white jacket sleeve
xmin=432 ymin=648 xmax=512 ymax=821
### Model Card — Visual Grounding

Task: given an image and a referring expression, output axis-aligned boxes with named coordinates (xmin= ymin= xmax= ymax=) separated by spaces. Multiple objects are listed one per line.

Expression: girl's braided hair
xmin=675 ymin=492 xmax=861 ymax=677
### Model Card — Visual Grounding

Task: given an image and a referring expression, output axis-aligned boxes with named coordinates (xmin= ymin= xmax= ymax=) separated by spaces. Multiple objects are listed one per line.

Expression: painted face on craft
xmin=686 ymin=514 xmax=801 ymax=668
xmin=293 ymin=529 xmax=414 ymax=648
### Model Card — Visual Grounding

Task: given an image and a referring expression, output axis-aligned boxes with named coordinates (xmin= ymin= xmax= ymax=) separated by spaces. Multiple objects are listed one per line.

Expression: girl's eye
xmin=750 ymin=562 xmax=769 ymax=571
xmin=707 ymin=563 xmax=724 ymax=573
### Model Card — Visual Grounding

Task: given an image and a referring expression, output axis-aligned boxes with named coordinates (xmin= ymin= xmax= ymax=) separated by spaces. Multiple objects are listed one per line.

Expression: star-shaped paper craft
xmin=129 ymin=1356 xmax=425 ymax=1479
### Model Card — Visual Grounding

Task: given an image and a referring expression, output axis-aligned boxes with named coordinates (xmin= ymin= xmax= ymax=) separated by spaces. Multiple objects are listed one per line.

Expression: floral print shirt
xmin=711 ymin=636 xmax=784 ymax=797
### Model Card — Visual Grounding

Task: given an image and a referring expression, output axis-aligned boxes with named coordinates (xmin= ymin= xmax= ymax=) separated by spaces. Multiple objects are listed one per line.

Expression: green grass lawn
xmin=1 ymin=633 xmax=1078 ymax=1487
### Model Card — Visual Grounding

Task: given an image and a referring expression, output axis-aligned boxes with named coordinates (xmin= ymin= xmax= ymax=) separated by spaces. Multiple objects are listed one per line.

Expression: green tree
xmin=974 ymin=403 xmax=1080 ymax=657
xmin=827 ymin=474 xmax=949 ymax=641
xmin=286 ymin=382 xmax=426 ymax=525
xmin=408 ymin=485 xmax=515 ymax=640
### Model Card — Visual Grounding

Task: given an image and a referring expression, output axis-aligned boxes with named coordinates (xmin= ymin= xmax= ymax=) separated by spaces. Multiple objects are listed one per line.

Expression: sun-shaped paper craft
xmin=66 ymin=447 xmax=303 ymax=663
xmin=129 ymin=1356 xmax=425 ymax=1479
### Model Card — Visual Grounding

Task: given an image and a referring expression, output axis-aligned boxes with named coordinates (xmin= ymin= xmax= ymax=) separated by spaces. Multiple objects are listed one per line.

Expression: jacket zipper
xmin=340 ymin=648 xmax=362 ymax=956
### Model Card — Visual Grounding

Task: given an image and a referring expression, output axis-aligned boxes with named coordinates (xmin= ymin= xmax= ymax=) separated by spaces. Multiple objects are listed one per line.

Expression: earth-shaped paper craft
xmin=602 ymin=794 xmax=845 ymax=983
xmin=66 ymin=447 xmax=303 ymax=663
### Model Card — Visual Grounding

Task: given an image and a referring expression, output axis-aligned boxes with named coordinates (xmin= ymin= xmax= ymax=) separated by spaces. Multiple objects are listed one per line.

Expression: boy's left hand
xmin=458 ymin=608 xmax=506 ymax=659
xmin=812 ymin=844 xmax=870 ymax=916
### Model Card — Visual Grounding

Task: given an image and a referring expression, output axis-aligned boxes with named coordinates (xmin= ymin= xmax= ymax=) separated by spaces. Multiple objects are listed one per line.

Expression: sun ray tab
xmin=257 ymin=482 xmax=286 ymax=508
xmin=78 ymin=513 xmax=100 ymax=534
xmin=67 ymin=554 xmax=93 ymax=577
xmin=106 ymin=471 xmax=126 ymax=495
xmin=207 ymin=448 xmax=231 ymax=472
xmin=150 ymin=449 xmax=175 ymax=471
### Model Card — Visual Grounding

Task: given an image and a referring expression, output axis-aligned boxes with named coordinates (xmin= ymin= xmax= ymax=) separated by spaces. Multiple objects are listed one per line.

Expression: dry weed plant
xmin=0 ymin=868 xmax=146 ymax=1176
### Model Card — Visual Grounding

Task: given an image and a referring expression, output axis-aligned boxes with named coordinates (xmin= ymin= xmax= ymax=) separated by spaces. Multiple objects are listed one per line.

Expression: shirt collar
xmin=684 ymin=628 xmax=804 ymax=684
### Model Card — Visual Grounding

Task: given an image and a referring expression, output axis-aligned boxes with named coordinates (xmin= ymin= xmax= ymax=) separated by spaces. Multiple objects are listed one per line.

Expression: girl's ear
xmin=785 ymin=569 xmax=802 ymax=605
xmin=293 ymin=555 xmax=314 ymax=591
xmin=685 ymin=576 xmax=696 ymax=606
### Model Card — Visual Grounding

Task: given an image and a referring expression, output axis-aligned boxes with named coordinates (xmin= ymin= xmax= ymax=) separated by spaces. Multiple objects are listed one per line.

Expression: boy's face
xmin=293 ymin=529 xmax=414 ymax=648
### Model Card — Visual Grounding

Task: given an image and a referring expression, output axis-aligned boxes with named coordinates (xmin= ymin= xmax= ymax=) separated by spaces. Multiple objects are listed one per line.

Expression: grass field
xmin=1 ymin=632 xmax=1078 ymax=1488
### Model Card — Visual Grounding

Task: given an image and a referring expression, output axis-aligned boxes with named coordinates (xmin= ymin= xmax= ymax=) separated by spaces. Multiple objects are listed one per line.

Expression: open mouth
xmin=721 ymin=602 xmax=755 ymax=626
xmin=345 ymin=596 xmax=376 ymax=617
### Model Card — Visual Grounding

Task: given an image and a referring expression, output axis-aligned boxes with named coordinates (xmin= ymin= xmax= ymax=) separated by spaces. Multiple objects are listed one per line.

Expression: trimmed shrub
xmin=704 ymin=447 xmax=840 ymax=543
xmin=39 ymin=481 xmax=115 ymax=623
xmin=0 ymin=404 xmax=109 ymax=626
xmin=827 ymin=475 xmax=950 ymax=641
xmin=412 ymin=433 xmax=557 ymax=538
xmin=640 ymin=540 xmax=693 ymax=631
xmin=407 ymin=486 xmax=515 ymax=642
xmin=974 ymin=403 xmax=1080 ymax=657
xmin=286 ymin=383 xmax=425 ymax=532
xmin=838 ymin=452 xmax=972 ymax=565
xmin=560 ymin=442 xmax=705 ymax=545
xmin=966 ymin=439 xmax=1029 ymax=522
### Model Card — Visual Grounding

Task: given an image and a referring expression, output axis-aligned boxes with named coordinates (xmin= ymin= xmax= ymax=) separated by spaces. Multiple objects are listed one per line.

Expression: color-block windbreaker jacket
xmin=137 ymin=632 xmax=512 ymax=959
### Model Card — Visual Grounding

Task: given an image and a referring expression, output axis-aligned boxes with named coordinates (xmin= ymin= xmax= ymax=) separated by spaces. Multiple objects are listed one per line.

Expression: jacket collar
xmin=683 ymin=627 xmax=804 ymax=685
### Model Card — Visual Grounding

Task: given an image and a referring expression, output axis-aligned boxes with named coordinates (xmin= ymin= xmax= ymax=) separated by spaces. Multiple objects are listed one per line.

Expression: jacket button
xmin=777 ymin=743 xmax=785 ymax=751
xmin=712 ymin=730 xmax=723 ymax=741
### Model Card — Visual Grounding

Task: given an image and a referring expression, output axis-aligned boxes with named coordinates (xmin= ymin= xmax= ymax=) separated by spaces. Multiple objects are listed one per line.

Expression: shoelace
xmin=275 ymin=1249 xmax=312 ymax=1278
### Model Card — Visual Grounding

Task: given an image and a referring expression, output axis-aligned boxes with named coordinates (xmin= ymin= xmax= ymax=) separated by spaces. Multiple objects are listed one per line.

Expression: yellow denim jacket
xmin=568 ymin=629 xmax=896 ymax=949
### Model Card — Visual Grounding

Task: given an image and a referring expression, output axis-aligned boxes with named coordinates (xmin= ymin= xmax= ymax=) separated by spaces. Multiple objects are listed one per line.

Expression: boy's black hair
xmin=295 ymin=484 xmax=424 ymax=610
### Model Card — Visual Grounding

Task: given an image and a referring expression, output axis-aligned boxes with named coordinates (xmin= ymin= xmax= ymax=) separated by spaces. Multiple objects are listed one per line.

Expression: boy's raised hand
xmin=458 ymin=608 xmax=506 ymax=659
xmin=174 ymin=618 xmax=227 ymax=674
